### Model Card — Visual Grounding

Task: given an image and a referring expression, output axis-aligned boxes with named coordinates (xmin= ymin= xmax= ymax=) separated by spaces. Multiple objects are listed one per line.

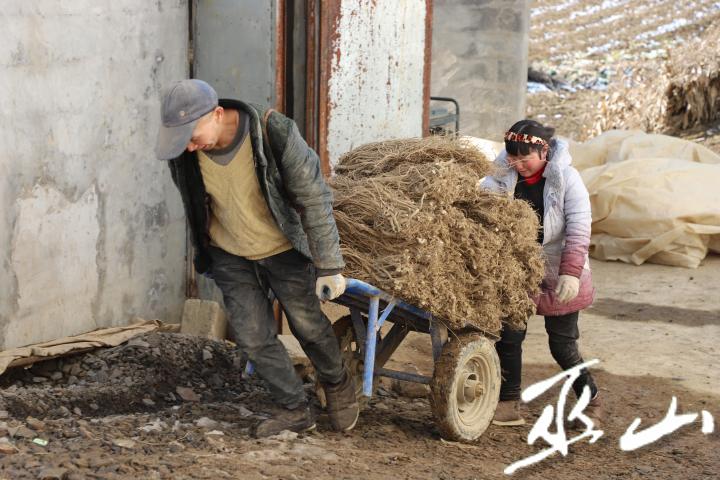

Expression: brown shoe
xmin=323 ymin=371 xmax=360 ymax=432
xmin=252 ymin=404 xmax=316 ymax=438
xmin=584 ymin=394 xmax=604 ymax=428
xmin=569 ymin=393 xmax=604 ymax=430
xmin=492 ymin=400 xmax=525 ymax=426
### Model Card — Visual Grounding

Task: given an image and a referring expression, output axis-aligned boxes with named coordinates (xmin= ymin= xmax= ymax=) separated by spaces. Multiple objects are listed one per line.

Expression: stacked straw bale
xmin=596 ymin=24 xmax=720 ymax=134
xmin=331 ymin=136 xmax=544 ymax=335
xmin=665 ymin=23 xmax=720 ymax=130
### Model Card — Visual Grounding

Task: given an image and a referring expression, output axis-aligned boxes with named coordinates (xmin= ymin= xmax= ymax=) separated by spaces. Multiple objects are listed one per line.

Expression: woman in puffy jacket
xmin=481 ymin=119 xmax=602 ymax=427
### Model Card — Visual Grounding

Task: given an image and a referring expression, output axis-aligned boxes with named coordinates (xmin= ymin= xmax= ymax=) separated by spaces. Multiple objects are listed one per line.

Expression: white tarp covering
xmin=570 ymin=130 xmax=720 ymax=268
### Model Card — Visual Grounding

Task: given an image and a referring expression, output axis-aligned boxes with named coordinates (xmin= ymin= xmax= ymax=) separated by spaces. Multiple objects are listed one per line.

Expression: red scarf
xmin=523 ymin=164 xmax=546 ymax=185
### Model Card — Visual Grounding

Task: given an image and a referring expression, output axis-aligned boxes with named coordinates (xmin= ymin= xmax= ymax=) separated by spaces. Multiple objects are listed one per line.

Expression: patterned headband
xmin=504 ymin=131 xmax=548 ymax=147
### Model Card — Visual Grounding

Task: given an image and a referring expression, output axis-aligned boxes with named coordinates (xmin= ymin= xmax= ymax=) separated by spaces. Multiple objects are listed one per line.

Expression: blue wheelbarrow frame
xmin=247 ymin=277 xmax=501 ymax=441
xmin=244 ymin=278 xmax=454 ymax=388
xmin=333 ymin=278 xmax=459 ymax=397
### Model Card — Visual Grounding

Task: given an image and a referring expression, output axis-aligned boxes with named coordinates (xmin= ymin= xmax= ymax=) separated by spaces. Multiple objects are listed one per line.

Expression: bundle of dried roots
xmin=331 ymin=136 xmax=544 ymax=335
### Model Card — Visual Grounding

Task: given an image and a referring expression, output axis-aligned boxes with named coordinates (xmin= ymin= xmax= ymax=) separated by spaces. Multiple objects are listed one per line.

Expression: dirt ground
xmin=0 ymin=255 xmax=718 ymax=479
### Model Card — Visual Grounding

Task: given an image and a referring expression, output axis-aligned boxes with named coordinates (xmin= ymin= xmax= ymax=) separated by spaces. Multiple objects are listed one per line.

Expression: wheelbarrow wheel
xmin=316 ymin=315 xmax=375 ymax=409
xmin=429 ymin=333 xmax=500 ymax=442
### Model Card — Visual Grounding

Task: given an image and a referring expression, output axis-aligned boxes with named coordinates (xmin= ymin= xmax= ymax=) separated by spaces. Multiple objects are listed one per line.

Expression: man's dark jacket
xmin=168 ymin=99 xmax=344 ymax=276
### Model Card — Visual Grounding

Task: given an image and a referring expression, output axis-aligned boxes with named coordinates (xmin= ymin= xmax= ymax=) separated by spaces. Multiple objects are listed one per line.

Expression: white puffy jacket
xmin=481 ymin=139 xmax=595 ymax=316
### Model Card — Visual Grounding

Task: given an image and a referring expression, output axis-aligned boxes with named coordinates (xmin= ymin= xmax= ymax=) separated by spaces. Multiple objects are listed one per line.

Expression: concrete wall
xmin=0 ymin=2 xmax=189 ymax=349
xmin=326 ymin=0 xmax=429 ymax=167
xmin=431 ymin=0 xmax=530 ymax=140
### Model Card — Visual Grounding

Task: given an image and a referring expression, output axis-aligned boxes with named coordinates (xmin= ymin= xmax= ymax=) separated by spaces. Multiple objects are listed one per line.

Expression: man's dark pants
xmin=495 ymin=311 xmax=598 ymax=401
xmin=208 ymin=246 xmax=344 ymax=407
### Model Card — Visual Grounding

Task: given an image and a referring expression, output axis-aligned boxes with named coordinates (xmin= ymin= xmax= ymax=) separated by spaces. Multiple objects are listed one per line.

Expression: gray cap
xmin=155 ymin=79 xmax=219 ymax=160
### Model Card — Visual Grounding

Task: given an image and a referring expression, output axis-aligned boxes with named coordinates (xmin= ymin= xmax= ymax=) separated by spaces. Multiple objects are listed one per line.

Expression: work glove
xmin=316 ymin=274 xmax=347 ymax=301
xmin=555 ymin=275 xmax=580 ymax=303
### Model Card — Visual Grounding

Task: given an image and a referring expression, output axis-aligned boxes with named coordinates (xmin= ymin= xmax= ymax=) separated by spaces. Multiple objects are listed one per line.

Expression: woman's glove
xmin=316 ymin=274 xmax=347 ymax=301
xmin=555 ymin=275 xmax=580 ymax=303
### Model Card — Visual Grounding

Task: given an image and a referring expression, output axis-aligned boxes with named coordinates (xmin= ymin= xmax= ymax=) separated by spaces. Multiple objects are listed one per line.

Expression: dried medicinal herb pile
xmin=331 ymin=136 xmax=544 ymax=335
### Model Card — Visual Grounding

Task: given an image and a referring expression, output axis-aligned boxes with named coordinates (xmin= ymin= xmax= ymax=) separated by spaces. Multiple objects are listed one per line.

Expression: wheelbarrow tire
xmin=316 ymin=315 xmax=375 ymax=409
xmin=430 ymin=333 xmax=500 ymax=442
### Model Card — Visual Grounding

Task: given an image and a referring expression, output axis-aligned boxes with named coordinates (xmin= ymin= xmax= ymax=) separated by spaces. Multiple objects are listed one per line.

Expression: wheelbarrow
xmin=328 ymin=278 xmax=501 ymax=442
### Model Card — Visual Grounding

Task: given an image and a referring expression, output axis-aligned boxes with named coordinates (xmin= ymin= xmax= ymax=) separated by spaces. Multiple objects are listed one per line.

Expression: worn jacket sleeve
xmin=559 ymin=167 xmax=592 ymax=277
xmin=271 ymin=116 xmax=345 ymax=271
xmin=168 ymin=160 xmax=180 ymax=189
xmin=167 ymin=155 xmax=212 ymax=274
xmin=480 ymin=175 xmax=505 ymax=193
xmin=479 ymin=154 xmax=511 ymax=194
